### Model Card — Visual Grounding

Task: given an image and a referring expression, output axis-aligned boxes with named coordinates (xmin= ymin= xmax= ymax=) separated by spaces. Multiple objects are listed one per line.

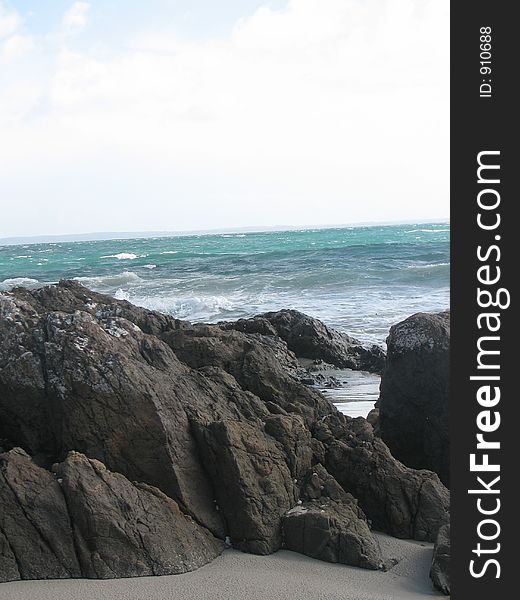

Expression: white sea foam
xmin=0 ymin=277 xmax=40 ymax=291
xmin=74 ymin=271 xmax=143 ymax=288
xmin=159 ymin=251 xmax=178 ymax=255
xmin=333 ymin=401 xmax=376 ymax=418
xmin=406 ymin=262 xmax=450 ymax=270
xmin=100 ymin=253 xmax=139 ymax=260
xmin=142 ymin=264 xmax=157 ymax=269
xmin=405 ymin=228 xmax=449 ymax=234
xmin=113 ymin=291 xmax=237 ymax=321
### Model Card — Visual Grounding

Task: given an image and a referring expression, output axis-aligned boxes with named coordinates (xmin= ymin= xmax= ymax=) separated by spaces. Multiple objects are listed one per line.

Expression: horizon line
xmin=0 ymin=217 xmax=450 ymax=247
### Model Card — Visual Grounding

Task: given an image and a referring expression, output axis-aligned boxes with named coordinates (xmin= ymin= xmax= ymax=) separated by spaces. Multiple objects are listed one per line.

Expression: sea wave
xmin=405 ymin=262 xmax=450 ymax=270
xmin=100 ymin=253 xmax=139 ymax=260
xmin=114 ymin=291 xmax=238 ymax=320
xmin=74 ymin=271 xmax=143 ymax=288
xmin=405 ymin=229 xmax=449 ymax=234
xmin=0 ymin=277 xmax=40 ymax=291
xmin=0 ymin=224 xmax=450 ymax=344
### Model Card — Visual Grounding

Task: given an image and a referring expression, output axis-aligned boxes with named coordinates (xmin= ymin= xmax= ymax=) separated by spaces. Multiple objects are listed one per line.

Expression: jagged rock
xmin=0 ymin=282 xmax=451 ymax=583
xmin=161 ymin=324 xmax=331 ymax=426
xmin=0 ymin=448 xmax=80 ymax=583
xmin=55 ymin=452 xmax=223 ymax=578
xmin=283 ymin=465 xmax=382 ymax=569
xmin=10 ymin=280 xmax=188 ymax=337
xmin=379 ymin=311 xmax=450 ymax=486
xmin=0 ymin=289 xmax=226 ymax=536
xmin=430 ymin=523 xmax=450 ymax=595
xmin=192 ymin=420 xmax=296 ymax=555
xmin=314 ymin=414 xmax=449 ymax=542
xmin=221 ymin=309 xmax=386 ymax=374
xmin=0 ymin=282 xmax=335 ymax=539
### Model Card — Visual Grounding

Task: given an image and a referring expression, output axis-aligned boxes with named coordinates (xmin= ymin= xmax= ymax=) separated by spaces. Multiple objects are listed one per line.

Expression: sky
xmin=0 ymin=0 xmax=449 ymax=238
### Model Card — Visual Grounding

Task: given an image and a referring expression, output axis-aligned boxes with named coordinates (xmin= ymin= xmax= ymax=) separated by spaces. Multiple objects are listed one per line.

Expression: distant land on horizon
xmin=0 ymin=218 xmax=450 ymax=247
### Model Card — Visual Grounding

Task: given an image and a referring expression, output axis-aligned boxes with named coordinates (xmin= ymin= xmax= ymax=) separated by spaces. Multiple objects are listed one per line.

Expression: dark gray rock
xmin=0 ymin=448 xmax=80 ymax=583
xmin=221 ymin=309 xmax=386 ymax=374
xmin=193 ymin=420 xmax=296 ymax=555
xmin=430 ymin=523 xmax=450 ymax=595
xmin=55 ymin=452 xmax=223 ymax=578
xmin=264 ymin=414 xmax=314 ymax=479
xmin=0 ymin=282 xmax=451 ymax=583
xmin=366 ymin=407 xmax=379 ymax=429
xmin=161 ymin=324 xmax=332 ymax=426
xmin=0 ymin=289 xmax=226 ymax=536
xmin=283 ymin=465 xmax=382 ymax=569
xmin=0 ymin=283 xmax=337 ymax=540
xmin=314 ymin=414 xmax=449 ymax=542
xmin=379 ymin=311 xmax=450 ymax=486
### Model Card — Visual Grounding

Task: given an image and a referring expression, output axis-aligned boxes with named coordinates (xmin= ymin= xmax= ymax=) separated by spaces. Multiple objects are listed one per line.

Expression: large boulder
xmin=0 ymin=446 xmax=224 ymax=583
xmin=314 ymin=414 xmax=449 ymax=542
xmin=378 ymin=311 xmax=450 ymax=486
xmin=282 ymin=465 xmax=382 ymax=569
xmin=430 ymin=523 xmax=450 ymax=595
xmin=0 ymin=448 xmax=80 ymax=583
xmin=55 ymin=452 xmax=223 ymax=578
xmin=221 ymin=309 xmax=386 ymax=374
xmin=0 ymin=289 xmax=225 ymax=536
xmin=193 ymin=420 xmax=296 ymax=555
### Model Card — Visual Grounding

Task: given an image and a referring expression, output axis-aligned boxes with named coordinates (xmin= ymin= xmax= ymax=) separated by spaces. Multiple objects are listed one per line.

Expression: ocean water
xmin=0 ymin=223 xmax=449 ymax=417
xmin=0 ymin=223 xmax=449 ymax=346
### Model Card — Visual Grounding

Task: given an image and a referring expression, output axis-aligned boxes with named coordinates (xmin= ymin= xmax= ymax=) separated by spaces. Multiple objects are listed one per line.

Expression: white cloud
xmin=0 ymin=3 xmax=33 ymax=65
xmin=0 ymin=4 xmax=21 ymax=40
xmin=1 ymin=33 xmax=33 ymax=63
xmin=0 ymin=0 xmax=449 ymax=237
xmin=63 ymin=2 xmax=91 ymax=32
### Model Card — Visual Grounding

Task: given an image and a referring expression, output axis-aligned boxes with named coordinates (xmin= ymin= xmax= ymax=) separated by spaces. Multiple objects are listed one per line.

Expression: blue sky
xmin=5 ymin=1 xmax=289 ymax=42
xmin=0 ymin=0 xmax=449 ymax=237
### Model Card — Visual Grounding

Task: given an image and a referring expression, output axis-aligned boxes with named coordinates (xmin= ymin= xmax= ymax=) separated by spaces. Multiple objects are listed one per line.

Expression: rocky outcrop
xmin=430 ymin=523 xmax=450 ymax=595
xmin=282 ymin=465 xmax=382 ymax=569
xmin=0 ymin=282 xmax=449 ymax=583
xmin=378 ymin=311 xmax=450 ymax=486
xmin=55 ymin=452 xmax=223 ymax=578
xmin=0 ymin=287 xmax=226 ymax=536
xmin=0 ymin=447 xmax=222 ymax=583
xmin=0 ymin=448 xmax=80 ymax=583
xmin=220 ymin=309 xmax=386 ymax=374
xmin=160 ymin=323 xmax=329 ymax=427
xmin=314 ymin=414 xmax=449 ymax=542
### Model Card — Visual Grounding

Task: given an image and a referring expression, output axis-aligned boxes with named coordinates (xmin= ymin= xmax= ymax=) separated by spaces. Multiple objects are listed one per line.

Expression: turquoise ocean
xmin=0 ymin=222 xmax=449 ymax=346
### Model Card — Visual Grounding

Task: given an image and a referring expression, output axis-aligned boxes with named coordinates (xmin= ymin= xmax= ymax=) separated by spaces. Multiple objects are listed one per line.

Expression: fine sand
xmin=0 ymin=533 xmax=443 ymax=600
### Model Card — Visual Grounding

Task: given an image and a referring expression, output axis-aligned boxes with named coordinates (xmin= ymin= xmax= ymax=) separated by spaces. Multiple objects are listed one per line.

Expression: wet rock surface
xmin=0 ymin=282 xmax=449 ymax=588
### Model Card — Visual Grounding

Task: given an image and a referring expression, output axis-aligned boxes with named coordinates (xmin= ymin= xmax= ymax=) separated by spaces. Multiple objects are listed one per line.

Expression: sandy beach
xmin=0 ymin=534 xmax=443 ymax=600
